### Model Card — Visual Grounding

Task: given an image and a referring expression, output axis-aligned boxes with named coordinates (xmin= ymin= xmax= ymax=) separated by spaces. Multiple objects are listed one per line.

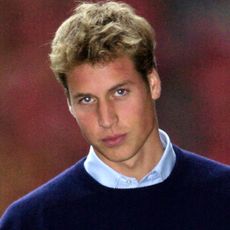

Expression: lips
xmin=101 ymin=134 xmax=127 ymax=147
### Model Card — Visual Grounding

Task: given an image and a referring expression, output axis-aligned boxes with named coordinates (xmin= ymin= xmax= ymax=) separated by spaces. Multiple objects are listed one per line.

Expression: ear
xmin=67 ymin=99 xmax=75 ymax=116
xmin=147 ymin=68 xmax=161 ymax=100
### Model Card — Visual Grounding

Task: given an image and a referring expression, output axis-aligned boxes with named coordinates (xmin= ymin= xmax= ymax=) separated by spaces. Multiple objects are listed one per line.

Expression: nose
xmin=97 ymin=100 xmax=118 ymax=129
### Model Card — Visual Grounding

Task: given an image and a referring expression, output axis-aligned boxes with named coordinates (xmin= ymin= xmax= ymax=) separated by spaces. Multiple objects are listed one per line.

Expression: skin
xmin=68 ymin=56 xmax=164 ymax=180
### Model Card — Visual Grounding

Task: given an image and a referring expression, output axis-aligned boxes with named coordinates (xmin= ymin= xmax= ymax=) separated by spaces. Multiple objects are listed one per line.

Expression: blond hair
xmin=50 ymin=1 xmax=157 ymax=92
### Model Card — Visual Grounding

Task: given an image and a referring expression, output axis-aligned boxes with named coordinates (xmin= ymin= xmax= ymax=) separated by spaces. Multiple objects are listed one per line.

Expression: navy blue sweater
xmin=0 ymin=146 xmax=229 ymax=230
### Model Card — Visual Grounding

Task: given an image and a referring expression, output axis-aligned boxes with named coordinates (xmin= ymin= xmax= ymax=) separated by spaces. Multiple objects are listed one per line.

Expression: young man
xmin=0 ymin=1 xmax=229 ymax=229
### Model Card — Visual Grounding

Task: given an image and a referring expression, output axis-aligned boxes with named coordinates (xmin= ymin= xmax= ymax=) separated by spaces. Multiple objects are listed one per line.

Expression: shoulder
xmin=0 ymin=158 xmax=91 ymax=228
xmin=173 ymin=145 xmax=230 ymax=194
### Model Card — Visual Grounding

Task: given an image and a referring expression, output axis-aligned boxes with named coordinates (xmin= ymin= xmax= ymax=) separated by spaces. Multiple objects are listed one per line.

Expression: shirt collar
xmin=84 ymin=129 xmax=176 ymax=189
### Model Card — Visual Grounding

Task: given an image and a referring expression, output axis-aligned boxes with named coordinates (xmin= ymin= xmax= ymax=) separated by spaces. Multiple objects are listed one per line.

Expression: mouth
xmin=101 ymin=134 xmax=127 ymax=147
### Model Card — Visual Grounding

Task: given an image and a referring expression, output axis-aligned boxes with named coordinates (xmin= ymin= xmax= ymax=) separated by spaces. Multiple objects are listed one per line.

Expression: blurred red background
xmin=0 ymin=0 xmax=229 ymax=215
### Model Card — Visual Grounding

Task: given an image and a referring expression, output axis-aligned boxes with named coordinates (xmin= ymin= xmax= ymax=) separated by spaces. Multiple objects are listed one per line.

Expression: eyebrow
xmin=107 ymin=80 xmax=134 ymax=93
xmin=72 ymin=92 xmax=93 ymax=100
xmin=72 ymin=80 xmax=134 ymax=99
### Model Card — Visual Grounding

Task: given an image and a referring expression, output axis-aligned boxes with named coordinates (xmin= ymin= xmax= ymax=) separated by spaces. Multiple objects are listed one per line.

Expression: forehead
xmin=68 ymin=56 xmax=144 ymax=93
xmin=70 ymin=56 xmax=136 ymax=77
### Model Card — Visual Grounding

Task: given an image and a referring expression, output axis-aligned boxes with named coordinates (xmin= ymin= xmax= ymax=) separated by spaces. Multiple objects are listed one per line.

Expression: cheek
xmin=121 ymin=98 xmax=155 ymax=130
xmin=120 ymin=97 xmax=153 ymax=118
xmin=74 ymin=111 xmax=97 ymax=135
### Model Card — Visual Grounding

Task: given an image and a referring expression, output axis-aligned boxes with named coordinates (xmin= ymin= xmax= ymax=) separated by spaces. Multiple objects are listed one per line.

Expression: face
xmin=68 ymin=56 xmax=161 ymax=170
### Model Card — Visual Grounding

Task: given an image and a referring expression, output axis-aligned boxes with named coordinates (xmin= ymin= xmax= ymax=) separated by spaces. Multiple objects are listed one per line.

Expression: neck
xmin=117 ymin=136 xmax=163 ymax=180
xmin=100 ymin=128 xmax=164 ymax=181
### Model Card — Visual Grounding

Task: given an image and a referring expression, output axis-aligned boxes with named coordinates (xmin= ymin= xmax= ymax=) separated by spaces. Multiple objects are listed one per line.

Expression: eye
xmin=79 ymin=96 xmax=95 ymax=105
xmin=114 ymin=88 xmax=129 ymax=97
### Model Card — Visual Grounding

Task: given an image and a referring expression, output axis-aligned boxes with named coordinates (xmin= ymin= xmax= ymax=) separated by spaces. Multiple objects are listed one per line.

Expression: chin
xmin=100 ymin=147 xmax=137 ymax=163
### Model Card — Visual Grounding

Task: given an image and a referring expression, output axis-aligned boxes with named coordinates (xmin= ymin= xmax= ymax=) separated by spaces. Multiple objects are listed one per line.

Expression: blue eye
xmin=115 ymin=88 xmax=129 ymax=97
xmin=79 ymin=96 xmax=94 ymax=104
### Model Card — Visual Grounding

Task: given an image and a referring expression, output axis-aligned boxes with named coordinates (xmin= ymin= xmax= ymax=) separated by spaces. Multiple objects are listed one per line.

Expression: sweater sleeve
xmin=0 ymin=200 xmax=45 ymax=230
xmin=0 ymin=203 xmax=24 ymax=230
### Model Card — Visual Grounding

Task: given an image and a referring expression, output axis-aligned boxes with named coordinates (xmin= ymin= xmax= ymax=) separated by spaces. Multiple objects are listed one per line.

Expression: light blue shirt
xmin=84 ymin=129 xmax=176 ymax=189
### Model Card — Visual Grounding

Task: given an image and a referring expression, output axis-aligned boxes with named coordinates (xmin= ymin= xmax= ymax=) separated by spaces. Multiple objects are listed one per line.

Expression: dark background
xmin=0 ymin=0 xmax=229 ymax=215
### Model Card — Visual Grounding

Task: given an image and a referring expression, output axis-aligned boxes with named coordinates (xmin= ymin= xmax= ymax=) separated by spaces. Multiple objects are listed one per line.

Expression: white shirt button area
xmin=118 ymin=177 xmax=139 ymax=188
xmin=84 ymin=129 xmax=176 ymax=189
xmin=117 ymin=171 xmax=161 ymax=188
